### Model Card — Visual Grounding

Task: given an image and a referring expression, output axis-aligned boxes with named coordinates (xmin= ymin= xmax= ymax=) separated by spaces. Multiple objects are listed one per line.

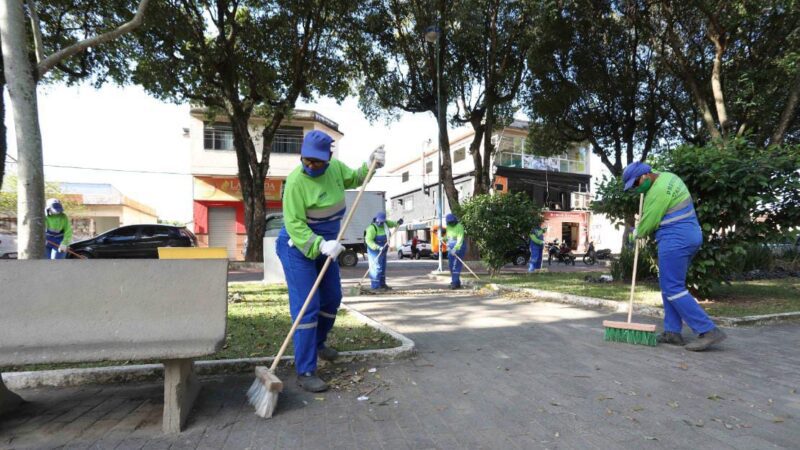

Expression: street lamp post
xmin=425 ymin=25 xmax=444 ymax=273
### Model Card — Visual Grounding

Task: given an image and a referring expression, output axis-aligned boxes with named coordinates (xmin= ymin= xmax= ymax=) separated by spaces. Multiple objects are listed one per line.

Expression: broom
xmin=47 ymin=239 xmax=87 ymax=259
xmin=349 ymin=223 xmax=399 ymax=296
xmin=602 ymin=193 xmax=657 ymax=346
xmin=452 ymin=252 xmax=481 ymax=281
xmin=247 ymin=152 xmax=381 ymax=418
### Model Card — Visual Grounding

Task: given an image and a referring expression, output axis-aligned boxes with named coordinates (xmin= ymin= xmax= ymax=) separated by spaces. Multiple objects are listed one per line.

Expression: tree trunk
xmin=437 ymin=109 xmax=459 ymax=214
xmin=468 ymin=114 xmax=486 ymax=196
xmin=0 ymin=0 xmax=45 ymax=259
xmin=0 ymin=85 xmax=6 ymax=190
xmin=481 ymin=103 xmax=496 ymax=192
xmin=242 ymin=173 xmax=266 ymax=262
xmin=770 ymin=72 xmax=800 ymax=146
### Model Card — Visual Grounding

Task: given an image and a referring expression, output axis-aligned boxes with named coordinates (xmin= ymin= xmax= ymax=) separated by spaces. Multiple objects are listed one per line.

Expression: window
xmin=403 ymin=197 xmax=414 ymax=211
xmin=140 ymin=226 xmax=173 ymax=239
xmin=453 ymin=147 xmax=466 ymax=163
xmin=105 ymin=226 xmax=138 ymax=243
xmin=272 ymin=127 xmax=304 ymax=154
xmin=425 ymin=161 xmax=433 ymax=174
xmin=402 ymin=171 xmax=410 ymax=183
xmin=204 ymin=123 xmax=234 ymax=150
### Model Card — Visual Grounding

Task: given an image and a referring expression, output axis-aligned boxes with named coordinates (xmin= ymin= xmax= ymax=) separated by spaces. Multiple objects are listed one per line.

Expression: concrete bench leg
xmin=162 ymin=359 xmax=200 ymax=433
xmin=0 ymin=375 xmax=24 ymax=416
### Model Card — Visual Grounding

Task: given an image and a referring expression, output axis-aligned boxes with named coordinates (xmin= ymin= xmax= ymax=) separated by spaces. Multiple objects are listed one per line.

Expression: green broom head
xmin=603 ymin=321 xmax=657 ymax=346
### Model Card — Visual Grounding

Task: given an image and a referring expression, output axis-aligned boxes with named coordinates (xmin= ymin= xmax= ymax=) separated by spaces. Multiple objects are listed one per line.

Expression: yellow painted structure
xmin=158 ymin=247 xmax=229 ymax=259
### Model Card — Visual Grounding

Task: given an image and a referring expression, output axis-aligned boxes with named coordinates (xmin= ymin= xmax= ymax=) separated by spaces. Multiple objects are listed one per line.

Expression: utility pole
xmin=425 ymin=25 xmax=444 ymax=272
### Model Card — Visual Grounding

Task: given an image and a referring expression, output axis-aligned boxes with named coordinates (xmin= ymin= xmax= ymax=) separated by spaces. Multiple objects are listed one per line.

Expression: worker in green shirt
xmin=45 ymin=198 xmax=72 ymax=259
xmin=445 ymin=213 xmax=466 ymax=289
xmin=276 ymin=130 xmax=384 ymax=392
xmin=365 ymin=212 xmax=402 ymax=290
xmin=623 ymin=161 xmax=726 ymax=351
xmin=528 ymin=224 xmax=545 ymax=272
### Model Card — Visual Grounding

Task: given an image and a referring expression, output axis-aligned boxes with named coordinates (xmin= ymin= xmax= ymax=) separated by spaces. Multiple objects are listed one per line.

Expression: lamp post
xmin=425 ymin=25 xmax=444 ymax=272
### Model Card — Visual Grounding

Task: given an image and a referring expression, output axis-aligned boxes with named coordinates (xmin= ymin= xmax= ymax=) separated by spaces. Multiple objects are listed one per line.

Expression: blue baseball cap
xmin=622 ymin=162 xmax=652 ymax=191
xmin=445 ymin=213 xmax=457 ymax=224
xmin=301 ymin=130 xmax=333 ymax=161
xmin=375 ymin=212 xmax=386 ymax=223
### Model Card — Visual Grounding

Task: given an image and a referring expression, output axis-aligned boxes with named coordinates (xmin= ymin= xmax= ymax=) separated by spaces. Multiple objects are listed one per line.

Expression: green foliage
xmin=595 ymin=140 xmax=800 ymax=295
xmin=610 ymin=243 xmax=658 ymax=284
xmin=459 ymin=192 xmax=541 ymax=274
xmin=729 ymin=244 xmax=776 ymax=274
xmin=0 ymin=175 xmax=84 ymax=216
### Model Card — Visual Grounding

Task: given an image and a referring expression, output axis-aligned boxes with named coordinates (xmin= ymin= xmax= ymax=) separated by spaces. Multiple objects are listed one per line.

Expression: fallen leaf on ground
xmin=550 ymin=401 xmax=561 ymax=406
xmin=773 ymin=417 xmax=785 ymax=423
xmin=597 ymin=395 xmax=614 ymax=401
xmin=462 ymin=390 xmax=469 ymax=395
xmin=632 ymin=406 xmax=644 ymax=412
xmin=667 ymin=401 xmax=679 ymax=408
xmin=678 ymin=362 xmax=689 ymax=370
xmin=707 ymin=394 xmax=724 ymax=401
xmin=644 ymin=436 xmax=658 ymax=440
xmin=315 ymin=397 xmax=325 ymax=401
xmin=723 ymin=422 xmax=734 ymax=430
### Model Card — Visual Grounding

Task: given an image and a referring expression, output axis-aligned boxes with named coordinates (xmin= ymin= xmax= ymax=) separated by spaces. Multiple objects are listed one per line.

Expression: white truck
xmin=263 ymin=190 xmax=386 ymax=268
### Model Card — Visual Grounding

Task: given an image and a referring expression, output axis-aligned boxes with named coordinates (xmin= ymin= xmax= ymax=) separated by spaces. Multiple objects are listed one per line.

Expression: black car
xmin=68 ymin=224 xmax=198 ymax=259
xmin=506 ymin=243 xmax=531 ymax=266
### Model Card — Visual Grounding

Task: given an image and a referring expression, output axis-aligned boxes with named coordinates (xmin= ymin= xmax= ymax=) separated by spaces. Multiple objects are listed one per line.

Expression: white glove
xmin=320 ymin=240 xmax=345 ymax=258
xmin=58 ymin=244 xmax=67 ymax=253
xmin=369 ymin=146 xmax=385 ymax=169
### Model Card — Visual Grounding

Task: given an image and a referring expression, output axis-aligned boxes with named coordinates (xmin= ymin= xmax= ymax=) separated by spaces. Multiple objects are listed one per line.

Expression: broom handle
xmin=453 ymin=252 xmax=481 ymax=281
xmin=627 ymin=193 xmax=645 ymax=323
xmin=358 ymin=224 xmax=399 ymax=286
xmin=46 ymin=239 xmax=87 ymax=259
xmin=271 ymin=157 xmax=379 ymax=372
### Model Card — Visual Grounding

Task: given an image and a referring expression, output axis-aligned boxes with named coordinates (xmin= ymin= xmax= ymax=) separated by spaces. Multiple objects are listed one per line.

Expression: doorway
xmin=561 ymin=222 xmax=579 ymax=250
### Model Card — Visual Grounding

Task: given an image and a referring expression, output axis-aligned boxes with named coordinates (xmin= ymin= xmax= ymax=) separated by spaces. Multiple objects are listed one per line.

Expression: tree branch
xmin=770 ymin=72 xmax=800 ymax=146
xmin=25 ymin=0 xmax=45 ymax=63
xmin=36 ymin=0 xmax=150 ymax=78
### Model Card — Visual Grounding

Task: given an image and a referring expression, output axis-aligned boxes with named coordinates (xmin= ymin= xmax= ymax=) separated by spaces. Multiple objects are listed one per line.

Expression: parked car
xmin=0 ymin=233 xmax=17 ymax=259
xmin=68 ymin=224 xmax=197 ymax=259
xmin=263 ymin=213 xmax=364 ymax=267
xmin=505 ymin=244 xmax=531 ymax=266
xmin=398 ymin=239 xmax=433 ymax=259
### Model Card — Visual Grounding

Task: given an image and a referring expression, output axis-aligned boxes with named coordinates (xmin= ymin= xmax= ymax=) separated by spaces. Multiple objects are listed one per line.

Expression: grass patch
xmin=1 ymin=283 xmax=400 ymax=373
xmin=494 ymin=272 xmax=800 ymax=317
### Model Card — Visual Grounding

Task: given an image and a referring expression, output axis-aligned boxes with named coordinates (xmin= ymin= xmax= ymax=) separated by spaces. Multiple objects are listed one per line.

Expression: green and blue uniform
xmin=365 ymin=220 xmax=398 ymax=289
xmin=635 ymin=171 xmax=715 ymax=335
xmin=528 ymin=227 xmax=544 ymax=272
xmin=446 ymin=222 xmax=466 ymax=287
xmin=45 ymin=214 xmax=72 ymax=259
xmin=276 ymin=158 xmax=369 ymax=375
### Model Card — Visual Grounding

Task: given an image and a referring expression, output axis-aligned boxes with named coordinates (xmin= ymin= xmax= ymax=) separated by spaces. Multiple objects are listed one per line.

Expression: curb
xmin=488 ymin=283 xmax=800 ymax=327
xmin=2 ymin=304 xmax=415 ymax=390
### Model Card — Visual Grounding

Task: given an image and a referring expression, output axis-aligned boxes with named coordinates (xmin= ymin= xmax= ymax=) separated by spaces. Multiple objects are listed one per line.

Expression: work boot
xmin=380 ymin=285 xmax=393 ymax=291
xmin=657 ymin=331 xmax=685 ymax=346
xmin=318 ymin=346 xmax=339 ymax=362
xmin=449 ymin=284 xmax=462 ymax=290
xmin=685 ymin=327 xmax=727 ymax=352
xmin=297 ymin=372 xmax=329 ymax=392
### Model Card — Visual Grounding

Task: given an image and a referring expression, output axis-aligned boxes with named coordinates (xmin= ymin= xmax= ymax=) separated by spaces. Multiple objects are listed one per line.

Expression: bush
xmin=728 ymin=243 xmax=776 ymax=274
xmin=594 ymin=140 xmax=800 ymax=296
xmin=460 ymin=192 xmax=542 ymax=275
xmin=610 ymin=243 xmax=658 ymax=283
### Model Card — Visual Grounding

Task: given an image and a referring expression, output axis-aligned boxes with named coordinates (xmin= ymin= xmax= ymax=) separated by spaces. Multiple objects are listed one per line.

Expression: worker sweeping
xmin=528 ymin=224 xmax=545 ymax=273
xmin=276 ymin=130 xmax=384 ymax=392
xmin=445 ymin=213 xmax=466 ymax=289
xmin=622 ymin=161 xmax=727 ymax=351
xmin=45 ymin=198 xmax=72 ymax=260
xmin=365 ymin=212 xmax=402 ymax=291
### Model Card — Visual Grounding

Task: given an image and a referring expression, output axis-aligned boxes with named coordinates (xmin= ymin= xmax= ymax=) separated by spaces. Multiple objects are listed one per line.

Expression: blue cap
xmin=301 ymin=130 xmax=333 ymax=161
xmin=622 ymin=162 xmax=652 ymax=191
xmin=375 ymin=212 xmax=386 ymax=223
xmin=445 ymin=213 xmax=457 ymax=224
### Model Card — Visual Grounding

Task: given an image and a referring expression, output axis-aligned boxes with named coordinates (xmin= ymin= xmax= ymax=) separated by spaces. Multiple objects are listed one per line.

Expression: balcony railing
xmin=495 ymin=151 xmax=588 ymax=174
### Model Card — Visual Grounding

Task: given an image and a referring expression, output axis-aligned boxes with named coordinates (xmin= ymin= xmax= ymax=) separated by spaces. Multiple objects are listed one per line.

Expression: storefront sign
xmin=194 ymin=177 xmax=284 ymax=201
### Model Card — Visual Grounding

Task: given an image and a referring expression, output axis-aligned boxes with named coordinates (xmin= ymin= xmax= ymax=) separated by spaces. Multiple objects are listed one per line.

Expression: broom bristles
xmin=247 ymin=366 xmax=283 ymax=418
xmin=603 ymin=320 xmax=657 ymax=346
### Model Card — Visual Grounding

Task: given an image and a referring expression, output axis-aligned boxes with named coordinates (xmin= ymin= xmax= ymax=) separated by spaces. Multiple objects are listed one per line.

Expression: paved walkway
xmin=1 ymin=275 xmax=798 ymax=449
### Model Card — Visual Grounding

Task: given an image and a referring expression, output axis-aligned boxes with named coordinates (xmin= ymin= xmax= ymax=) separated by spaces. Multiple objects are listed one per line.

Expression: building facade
xmin=189 ymin=108 xmax=343 ymax=259
xmin=386 ymin=120 xmax=594 ymax=252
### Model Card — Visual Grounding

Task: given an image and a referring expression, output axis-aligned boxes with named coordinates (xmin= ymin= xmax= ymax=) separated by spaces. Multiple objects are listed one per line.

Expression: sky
xmin=4 ymin=83 xmax=610 ymax=223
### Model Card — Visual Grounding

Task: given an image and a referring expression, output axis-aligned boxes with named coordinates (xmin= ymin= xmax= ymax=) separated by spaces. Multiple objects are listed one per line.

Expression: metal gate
xmin=208 ymin=207 xmax=237 ymax=259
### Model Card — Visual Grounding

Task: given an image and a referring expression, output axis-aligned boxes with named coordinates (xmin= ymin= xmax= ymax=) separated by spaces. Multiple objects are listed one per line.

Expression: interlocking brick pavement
xmin=1 ymin=277 xmax=798 ymax=449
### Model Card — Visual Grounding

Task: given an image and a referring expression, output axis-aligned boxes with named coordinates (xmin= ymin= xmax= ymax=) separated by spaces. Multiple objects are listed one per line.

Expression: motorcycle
xmin=582 ymin=241 xmax=613 ymax=265
xmin=547 ymin=239 xmax=576 ymax=265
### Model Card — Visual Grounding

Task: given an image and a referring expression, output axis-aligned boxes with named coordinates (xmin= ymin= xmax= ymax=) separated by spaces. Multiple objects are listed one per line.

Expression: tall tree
xmin=352 ymin=0 xmax=463 ymax=212
xmin=125 ymin=0 xmax=358 ymax=261
xmin=524 ymin=0 xmax=676 ymax=177
xmin=450 ymin=0 xmax=534 ymax=195
xmin=0 ymin=0 xmax=148 ymax=259
xmin=647 ymin=0 xmax=800 ymax=145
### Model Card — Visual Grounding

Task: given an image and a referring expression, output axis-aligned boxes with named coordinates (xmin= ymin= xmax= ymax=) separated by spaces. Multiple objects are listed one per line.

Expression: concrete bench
xmin=0 ymin=259 xmax=228 ymax=433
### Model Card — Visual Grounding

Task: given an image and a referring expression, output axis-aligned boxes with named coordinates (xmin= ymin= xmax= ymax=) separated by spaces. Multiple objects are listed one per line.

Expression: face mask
xmin=303 ymin=163 xmax=329 ymax=177
xmin=634 ymin=177 xmax=653 ymax=194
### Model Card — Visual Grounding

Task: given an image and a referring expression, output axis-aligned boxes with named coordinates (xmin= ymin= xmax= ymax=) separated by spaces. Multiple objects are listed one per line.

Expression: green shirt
xmin=45 ymin=213 xmax=73 ymax=245
xmin=283 ymin=159 xmax=369 ymax=259
xmin=365 ymin=220 xmax=398 ymax=251
xmin=529 ymin=228 xmax=544 ymax=246
xmin=446 ymin=222 xmax=465 ymax=251
xmin=636 ymin=171 xmax=692 ymax=238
